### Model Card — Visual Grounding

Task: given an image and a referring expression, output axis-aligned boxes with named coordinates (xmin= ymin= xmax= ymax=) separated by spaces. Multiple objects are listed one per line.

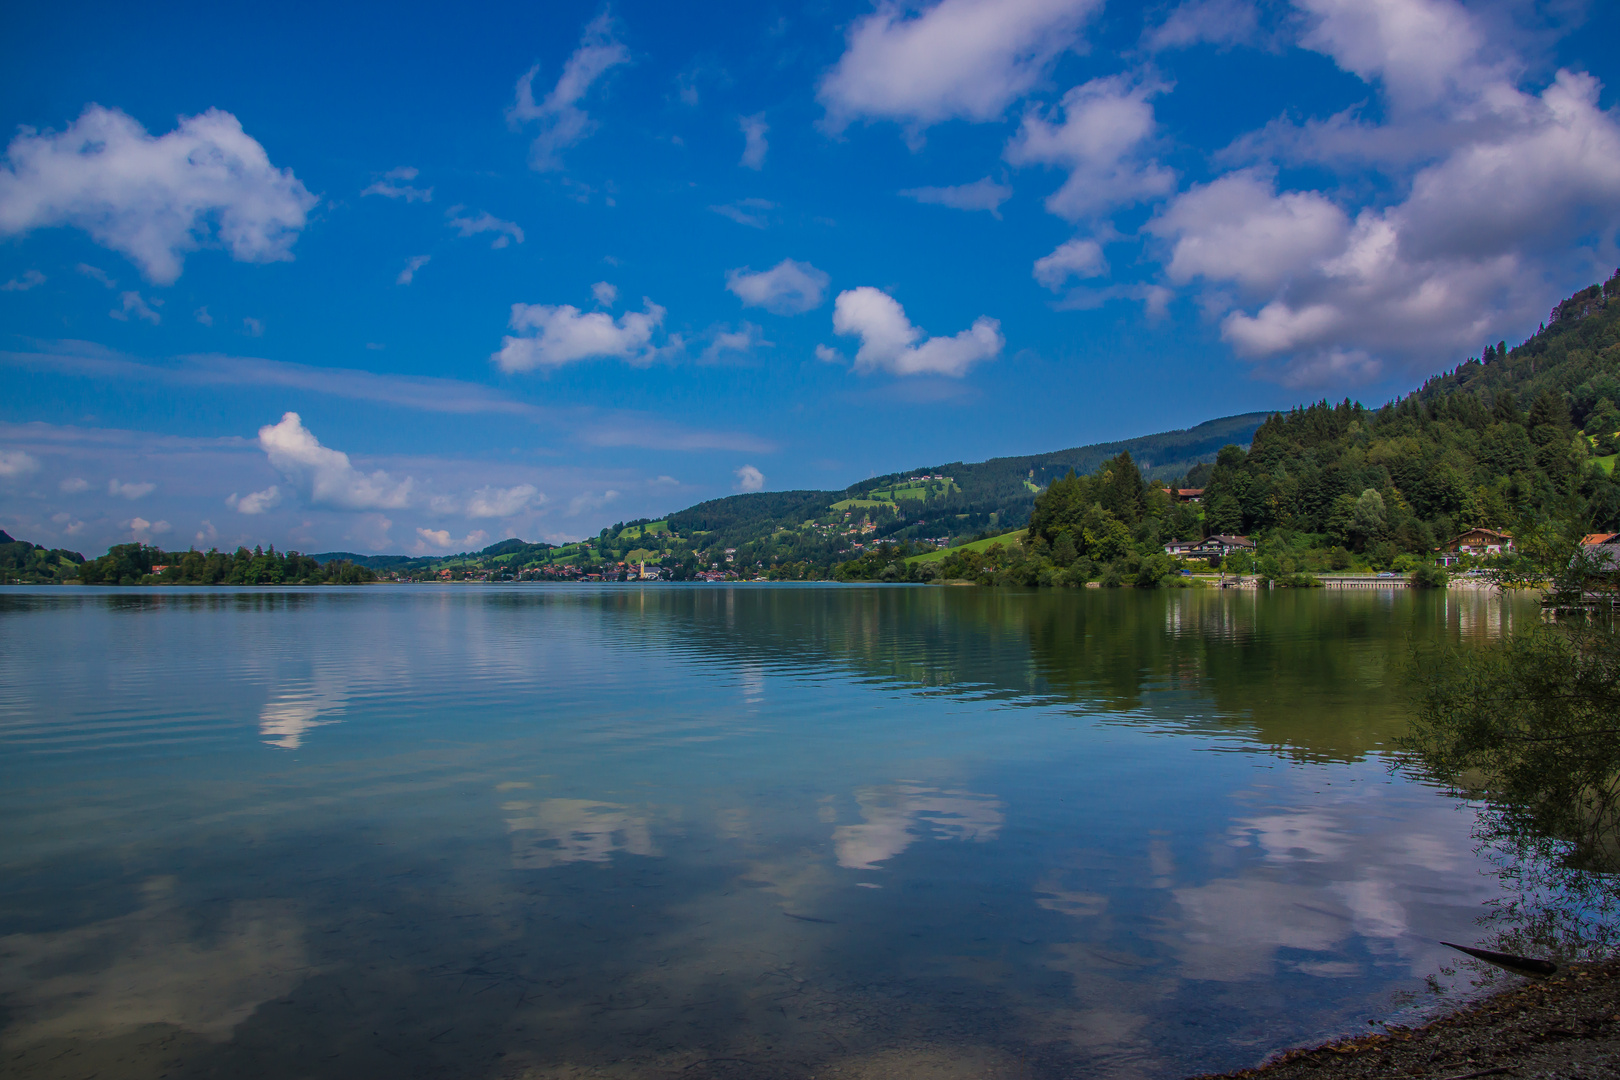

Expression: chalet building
xmin=1578 ymin=534 xmax=1620 ymax=576
xmin=1164 ymin=534 xmax=1254 ymax=559
xmin=1173 ymin=488 xmax=1204 ymax=502
xmin=1435 ymin=528 xmax=1513 ymax=565
xmin=1585 ymin=542 xmax=1620 ymax=571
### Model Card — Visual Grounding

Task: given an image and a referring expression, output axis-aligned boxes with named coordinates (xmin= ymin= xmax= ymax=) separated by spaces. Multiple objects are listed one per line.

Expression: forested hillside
xmin=838 ymin=270 xmax=1620 ymax=587
xmin=77 ymin=544 xmax=376 ymax=586
xmin=1200 ymin=269 xmax=1620 ymax=554
xmin=0 ymin=529 xmax=84 ymax=584
xmin=660 ymin=413 xmax=1268 ymax=559
xmin=310 ymin=537 xmax=557 ymax=574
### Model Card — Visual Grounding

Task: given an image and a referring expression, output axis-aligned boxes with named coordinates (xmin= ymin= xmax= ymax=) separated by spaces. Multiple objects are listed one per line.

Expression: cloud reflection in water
xmin=504 ymin=798 xmax=658 ymax=869
xmin=1166 ymin=777 xmax=1492 ymax=982
xmin=833 ymin=783 xmax=1003 ymax=870
xmin=258 ymin=679 xmax=347 ymax=749
xmin=0 ymin=877 xmax=308 ymax=1046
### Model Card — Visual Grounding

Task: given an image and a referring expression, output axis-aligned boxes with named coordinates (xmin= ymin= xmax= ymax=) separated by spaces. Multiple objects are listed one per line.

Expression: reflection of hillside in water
xmin=620 ymin=585 xmax=1540 ymax=764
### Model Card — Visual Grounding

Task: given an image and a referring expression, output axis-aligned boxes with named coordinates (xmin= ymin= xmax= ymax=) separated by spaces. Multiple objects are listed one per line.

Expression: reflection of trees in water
xmin=630 ymin=586 xmax=1535 ymax=765
xmin=1026 ymin=590 xmax=1539 ymax=763
xmin=1405 ymin=612 xmax=1620 ymax=972
xmin=0 ymin=590 xmax=330 ymax=616
xmin=1474 ymin=827 xmax=1620 ymax=968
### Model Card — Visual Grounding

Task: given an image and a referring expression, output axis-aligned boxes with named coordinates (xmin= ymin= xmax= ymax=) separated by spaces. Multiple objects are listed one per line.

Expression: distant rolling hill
xmin=665 ymin=412 xmax=1269 ymax=551
xmin=315 ymin=413 xmax=1268 ymax=569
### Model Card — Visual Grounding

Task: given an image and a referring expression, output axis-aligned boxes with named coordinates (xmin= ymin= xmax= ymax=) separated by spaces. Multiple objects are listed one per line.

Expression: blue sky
xmin=2 ymin=0 xmax=1618 ymax=555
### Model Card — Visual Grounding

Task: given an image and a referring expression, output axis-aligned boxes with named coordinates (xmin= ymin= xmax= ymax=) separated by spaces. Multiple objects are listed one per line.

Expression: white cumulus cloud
xmin=494 ymin=300 xmax=665 ymax=372
xmin=447 ymin=207 xmax=524 ymax=248
xmin=1145 ymin=0 xmax=1261 ymax=51
xmin=832 ymin=287 xmax=1003 ymax=377
xmin=77 ymin=262 xmax=116 ymax=288
xmin=508 ymin=13 xmax=630 ymax=171
xmin=566 ymin=489 xmax=620 ymax=517
xmin=1297 ymin=0 xmax=1487 ymax=112
xmin=702 ymin=323 xmax=772 ymax=363
xmin=734 ymin=464 xmax=765 ymax=492
xmin=1005 ymin=74 xmax=1175 ymax=220
xmin=362 ymin=166 xmax=432 ymax=202
xmin=109 ymin=291 xmax=161 ymax=324
xmin=591 ymin=281 xmax=617 ymax=306
xmin=1 ymin=269 xmax=44 ymax=291
xmin=1033 ymin=238 xmax=1109 ymax=290
xmin=1148 ymin=170 xmax=1350 ymax=293
xmin=819 ymin=0 xmax=1103 ymax=135
xmin=414 ymin=527 xmax=489 ymax=553
xmin=1152 ymin=42 xmax=1620 ymax=386
xmin=899 ymin=177 xmax=1013 ymax=218
xmin=108 ymin=478 xmax=155 ymax=499
xmin=466 ymin=484 xmax=542 ymax=518
xmin=397 ymin=255 xmax=430 ymax=285
xmin=725 ymin=259 xmax=829 ymax=315
xmin=739 ymin=113 xmax=769 ymax=169
xmin=257 ymin=412 xmax=413 ymax=511
xmin=0 ymin=105 xmax=316 ymax=284
xmin=227 ymin=486 xmax=281 ymax=514
xmin=710 ymin=198 xmax=776 ymax=228
xmin=1394 ymin=70 xmax=1620 ymax=262
xmin=0 ymin=449 xmax=40 ymax=478
xmin=126 ymin=517 xmax=171 ymax=542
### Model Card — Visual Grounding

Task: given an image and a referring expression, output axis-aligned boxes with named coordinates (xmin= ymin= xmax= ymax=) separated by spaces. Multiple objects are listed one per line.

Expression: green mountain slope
xmin=860 ymin=268 xmax=1620 ymax=588
xmin=663 ymin=412 xmax=1269 ymax=553
xmin=289 ymin=414 xmax=1271 ymax=580
xmin=0 ymin=529 xmax=84 ymax=584
xmin=1195 ymin=268 xmax=1620 ymax=551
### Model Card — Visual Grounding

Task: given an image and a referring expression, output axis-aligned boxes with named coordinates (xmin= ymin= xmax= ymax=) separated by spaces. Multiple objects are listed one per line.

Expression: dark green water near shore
xmin=0 ymin=585 xmax=1545 ymax=1078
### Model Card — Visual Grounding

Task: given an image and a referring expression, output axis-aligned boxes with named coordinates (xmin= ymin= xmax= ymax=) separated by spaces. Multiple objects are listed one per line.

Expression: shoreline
xmin=1193 ymin=957 xmax=1620 ymax=1079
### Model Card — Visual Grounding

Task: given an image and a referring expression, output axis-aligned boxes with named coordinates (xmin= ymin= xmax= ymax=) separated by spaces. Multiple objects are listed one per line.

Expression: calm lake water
xmin=0 ymin=584 xmax=1545 ymax=1079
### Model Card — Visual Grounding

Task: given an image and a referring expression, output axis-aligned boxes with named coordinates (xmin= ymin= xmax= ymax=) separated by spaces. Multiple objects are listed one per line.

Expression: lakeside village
xmin=371 ymin=495 xmax=1603 ymax=589
xmin=11 ymin=496 xmax=1617 ymax=591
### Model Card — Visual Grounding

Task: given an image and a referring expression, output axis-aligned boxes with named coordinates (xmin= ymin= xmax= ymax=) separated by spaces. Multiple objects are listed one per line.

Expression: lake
xmin=0 ymin=584 xmax=1547 ymax=1079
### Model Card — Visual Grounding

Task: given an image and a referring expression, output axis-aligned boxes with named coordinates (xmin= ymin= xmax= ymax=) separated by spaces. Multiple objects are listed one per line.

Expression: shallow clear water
xmin=0 ymin=584 xmax=1543 ymax=1079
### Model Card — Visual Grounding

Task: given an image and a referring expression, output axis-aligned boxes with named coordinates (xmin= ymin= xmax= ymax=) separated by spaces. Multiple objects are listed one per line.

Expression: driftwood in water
xmin=1441 ymin=940 xmax=1559 ymax=978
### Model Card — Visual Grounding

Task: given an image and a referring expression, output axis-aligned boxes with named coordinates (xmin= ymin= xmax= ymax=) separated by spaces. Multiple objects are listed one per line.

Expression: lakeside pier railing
xmin=1213 ymin=575 xmax=1415 ymax=589
xmin=1314 ymin=575 xmax=1412 ymax=589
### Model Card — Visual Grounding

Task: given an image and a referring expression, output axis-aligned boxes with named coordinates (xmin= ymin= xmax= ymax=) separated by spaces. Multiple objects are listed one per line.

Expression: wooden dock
xmin=1212 ymin=575 xmax=1411 ymax=589
xmin=1314 ymin=575 xmax=1411 ymax=589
